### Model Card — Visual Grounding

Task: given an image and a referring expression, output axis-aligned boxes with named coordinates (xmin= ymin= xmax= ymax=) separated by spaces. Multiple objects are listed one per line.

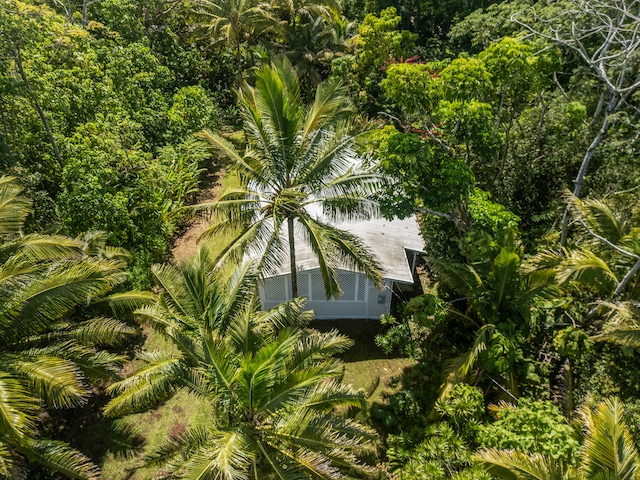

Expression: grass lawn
xmin=311 ymin=319 xmax=413 ymax=403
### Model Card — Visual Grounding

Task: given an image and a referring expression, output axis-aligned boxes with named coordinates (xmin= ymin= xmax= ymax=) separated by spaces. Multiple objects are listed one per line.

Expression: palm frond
xmin=0 ymin=371 xmax=39 ymax=441
xmin=598 ymin=301 xmax=640 ymax=347
xmin=240 ymin=332 xmax=298 ymax=410
xmin=217 ymin=259 xmax=261 ymax=333
xmin=152 ymin=262 xmax=202 ymax=322
xmin=197 ymin=129 xmax=263 ymax=181
xmin=264 ymin=359 xmax=345 ymax=412
xmin=439 ymin=324 xmax=496 ymax=401
xmin=32 ymin=317 xmax=136 ymax=347
xmin=473 ymin=448 xmax=573 ymax=480
xmin=292 ymin=328 xmax=353 ymax=365
xmin=6 ymin=356 xmax=89 ymax=408
xmin=253 ymin=58 xmax=303 ymax=155
xmin=104 ymin=355 xmax=185 ymax=417
xmin=429 ymin=257 xmax=482 ymax=298
xmin=272 ymin=445 xmax=342 ymax=480
xmin=581 ymin=397 xmax=639 ymax=480
xmin=202 ymin=334 xmax=241 ymax=397
xmin=3 ymin=258 xmax=127 ymax=342
xmin=0 ymin=176 xmax=31 ymax=239
xmin=254 ymin=438 xmax=298 ymax=480
xmin=296 ymin=215 xmax=340 ymax=298
xmin=92 ymin=290 xmax=157 ymax=316
xmin=142 ymin=425 xmax=214 ymax=469
xmin=254 ymin=297 xmax=314 ymax=338
xmin=297 ymin=128 xmax=358 ymax=188
xmin=302 ymin=77 xmax=354 ymax=141
xmin=68 ymin=349 xmax=129 ymax=380
xmin=293 ymin=379 xmax=366 ymax=412
xmin=567 ymin=194 xmax=627 ymax=245
xmin=557 ymin=249 xmax=618 ymax=293
xmin=180 ymin=430 xmax=254 ymax=480
xmin=0 ymin=440 xmax=13 ymax=478
xmin=20 ymin=439 xmax=102 ymax=480
xmin=523 ymin=248 xmax=566 ymax=274
xmin=5 ymin=234 xmax=83 ymax=265
xmin=314 ymin=219 xmax=383 ymax=292
xmin=78 ymin=231 xmax=130 ymax=262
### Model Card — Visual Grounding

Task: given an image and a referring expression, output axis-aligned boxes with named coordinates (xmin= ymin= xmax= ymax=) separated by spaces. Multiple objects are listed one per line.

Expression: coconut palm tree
xmin=103 ymin=247 xmax=378 ymax=479
xmin=281 ymin=13 xmax=355 ymax=96
xmin=474 ymin=397 xmax=640 ymax=480
xmin=198 ymin=57 xmax=383 ymax=299
xmin=0 ymin=177 xmax=144 ymax=479
xmin=191 ymin=0 xmax=275 ymax=84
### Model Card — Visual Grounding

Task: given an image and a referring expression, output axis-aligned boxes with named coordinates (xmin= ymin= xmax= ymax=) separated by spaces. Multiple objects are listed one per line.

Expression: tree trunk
xmin=560 ymin=93 xmax=619 ymax=246
xmin=235 ymin=40 xmax=243 ymax=87
xmin=613 ymin=258 xmax=640 ymax=298
xmin=288 ymin=217 xmax=298 ymax=298
xmin=14 ymin=47 xmax=64 ymax=168
xmin=82 ymin=0 xmax=89 ymax=27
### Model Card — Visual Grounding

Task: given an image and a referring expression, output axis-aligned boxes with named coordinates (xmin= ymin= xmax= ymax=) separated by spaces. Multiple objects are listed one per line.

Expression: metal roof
xmin=269 ymin=215 xmax=424 ymax=284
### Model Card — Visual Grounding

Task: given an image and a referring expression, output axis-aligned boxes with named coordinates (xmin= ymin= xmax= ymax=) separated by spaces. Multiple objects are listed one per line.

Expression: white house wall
xmin=260 ymin=269 xmax=392 ymax=319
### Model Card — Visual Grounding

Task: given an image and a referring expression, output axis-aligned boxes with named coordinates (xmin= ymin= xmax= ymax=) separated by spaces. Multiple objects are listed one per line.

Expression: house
xmin=259 ymin=216 xmax=425 ymax=319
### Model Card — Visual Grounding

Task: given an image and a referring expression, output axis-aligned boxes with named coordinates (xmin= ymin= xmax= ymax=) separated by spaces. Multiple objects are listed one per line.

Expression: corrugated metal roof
xmin=269 ymin=215 xmax=424 ymax=284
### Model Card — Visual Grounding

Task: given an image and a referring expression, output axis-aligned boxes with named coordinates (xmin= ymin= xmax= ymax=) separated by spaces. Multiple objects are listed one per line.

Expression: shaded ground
xmin=171 ymin=167 xmax=225 ymax=265
xmin=310 ymin=319 xmax=413 ymax=403
xmin=310 ymin=318 xmax=400 ymax=362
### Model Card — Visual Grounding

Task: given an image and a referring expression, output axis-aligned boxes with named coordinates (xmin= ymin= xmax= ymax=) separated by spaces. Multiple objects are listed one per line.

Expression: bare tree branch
xmin=513 ymin=0 xmax=640 ymax=245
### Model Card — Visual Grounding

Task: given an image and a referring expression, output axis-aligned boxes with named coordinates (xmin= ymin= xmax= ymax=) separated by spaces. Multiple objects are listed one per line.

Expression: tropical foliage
xmin=104 ymin=247 xmax=377 ymax=478
xmin=3 ymin=0 xmax=640 ymax=477
xmin=475 ymin=398 xmax=640 ymax=480
xmin=0 ymin=177 xmax=142 ymax=478
xmin=429 ymin=231 xmax=558 ymax=399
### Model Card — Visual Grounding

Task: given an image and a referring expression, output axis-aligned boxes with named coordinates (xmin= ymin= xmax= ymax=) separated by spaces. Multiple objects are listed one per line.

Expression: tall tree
xmin=104 ymin=247 xmax=377 ymax=479
xmin=198 ymin=57 xmax=383 ymax=299
xmin=512 ymin=0 xmax=640 ymax=245
xmin=0 ymin=177 xmax=144 ymax=479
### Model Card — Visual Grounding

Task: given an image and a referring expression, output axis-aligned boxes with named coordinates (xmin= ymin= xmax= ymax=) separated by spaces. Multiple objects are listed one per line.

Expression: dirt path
xmin=171 ymin=168 xmax=225 ymax=265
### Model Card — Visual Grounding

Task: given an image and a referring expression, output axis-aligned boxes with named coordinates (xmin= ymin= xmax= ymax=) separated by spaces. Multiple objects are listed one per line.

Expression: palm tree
xmin=430 ymin=231 xmax=557 ymax=399
xmin=191 ymin=0 xmax=275 ymax=84
xmin=531 ymin=195 xmax=640 ymax=345
xmin=0 ymin=177 xmax=145 ymax=479
xmin=474 ymin=397 xmax=640 ymax=480
xmin=272 ymin=0 xmax=338 ymax=29
xmin=282 ymin=13 xmax=355 ymax=95
xmin=103 ymin=247 xmax=378 ymax=479
xmin=555 ymin=195 xmax=640 ymax=303
xmin=198 ymin=57 xmax=383 ymax=299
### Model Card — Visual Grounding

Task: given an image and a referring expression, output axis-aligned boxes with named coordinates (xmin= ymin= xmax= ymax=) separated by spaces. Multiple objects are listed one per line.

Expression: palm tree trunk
xmin=288 ymin=217 xmax=298 ymax=298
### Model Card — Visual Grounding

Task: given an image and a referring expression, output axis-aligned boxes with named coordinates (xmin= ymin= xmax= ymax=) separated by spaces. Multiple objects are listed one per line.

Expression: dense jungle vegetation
xmin=1 ymin=0 xmax=640 ymax=477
